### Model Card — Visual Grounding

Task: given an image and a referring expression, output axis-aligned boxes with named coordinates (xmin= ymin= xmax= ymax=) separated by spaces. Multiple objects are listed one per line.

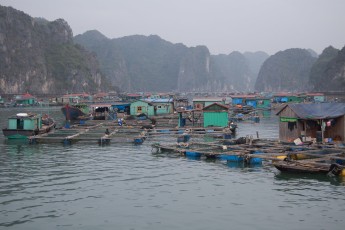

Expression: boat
xmin=273 ymin=160 xmax=344 ymax=176
xmin=2 ymin=113 xmax=56 ymax=139
xmin=61 ymin=104 xmax=89 ymax=120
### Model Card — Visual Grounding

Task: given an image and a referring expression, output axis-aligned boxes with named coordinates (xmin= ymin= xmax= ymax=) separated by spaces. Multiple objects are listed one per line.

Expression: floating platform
xmin=152 ymin=138 xmax=345 ymax=175
xmin=29 ymin=122 xmax=147 ymax=145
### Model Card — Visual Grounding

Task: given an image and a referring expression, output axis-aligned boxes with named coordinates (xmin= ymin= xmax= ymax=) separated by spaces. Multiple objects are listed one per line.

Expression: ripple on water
xmin=0 ymin=109 xmax=345 ymax=230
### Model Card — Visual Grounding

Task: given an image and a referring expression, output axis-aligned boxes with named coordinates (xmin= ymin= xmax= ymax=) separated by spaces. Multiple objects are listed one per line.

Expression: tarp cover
xmin=287 ymin=103 xmax=345 ymax=119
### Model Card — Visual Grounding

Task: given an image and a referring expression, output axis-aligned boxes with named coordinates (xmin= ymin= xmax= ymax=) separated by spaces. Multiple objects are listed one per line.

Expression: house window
xmin=158 ymin=106 xmax=162 ymax=109
xmin=137 ymin=106 xmax=142 ymax=113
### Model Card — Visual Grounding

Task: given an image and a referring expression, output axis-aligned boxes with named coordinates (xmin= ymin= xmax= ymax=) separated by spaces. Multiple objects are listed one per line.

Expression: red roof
xmin=203 ymin=102 xmax=229 ymax=110
xmin=93 ymin=92 xmax=109 ymax=97
xmin=21 ymin=93 xmax=35 ymax=99
xmin=127 ymin=94 xmax=142 ymax=97
xmin=306 ymin=93 xmax=324 ymax=96
xmin=231 ymin=94 xmax=257 ymax=98
xmin=273 ymin=93 xmax=296 ymax=97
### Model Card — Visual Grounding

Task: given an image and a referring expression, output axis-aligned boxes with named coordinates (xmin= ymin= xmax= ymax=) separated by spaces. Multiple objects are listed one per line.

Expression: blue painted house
xmin=231 ymin=95 xmax=258 ymax=108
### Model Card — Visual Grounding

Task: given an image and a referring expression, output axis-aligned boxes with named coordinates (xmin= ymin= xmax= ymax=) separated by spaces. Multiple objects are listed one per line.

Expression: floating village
xmin=1 ymin=91 xmax=345 ymax=178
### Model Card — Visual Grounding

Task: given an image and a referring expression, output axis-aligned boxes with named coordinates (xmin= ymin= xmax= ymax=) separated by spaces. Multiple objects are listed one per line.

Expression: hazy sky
xmin=1 ymin=0 xmax=345 ymax=55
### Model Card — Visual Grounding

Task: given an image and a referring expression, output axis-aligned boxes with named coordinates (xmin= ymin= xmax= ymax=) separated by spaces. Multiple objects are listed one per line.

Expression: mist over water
xmin=0 ymin=107 xmax=344 ymax=230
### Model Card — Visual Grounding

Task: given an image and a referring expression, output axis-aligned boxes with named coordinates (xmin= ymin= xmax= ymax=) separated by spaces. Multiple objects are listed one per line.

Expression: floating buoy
xmin=276 ymin=155 xmax=287 ymax=160
xmin=341 ymin=169 xmax=345 ymax=177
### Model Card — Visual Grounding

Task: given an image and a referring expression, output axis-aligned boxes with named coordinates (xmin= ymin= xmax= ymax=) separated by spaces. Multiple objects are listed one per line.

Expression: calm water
xmin=1 ymin=107 xmax=344 ymax=230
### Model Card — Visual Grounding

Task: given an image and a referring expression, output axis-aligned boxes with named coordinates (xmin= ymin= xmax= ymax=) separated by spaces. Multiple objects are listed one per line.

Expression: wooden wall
xmin=279 ymin=106 xmax=345 ymax=142
xmin=324 ymin=116 xmax=345 ymax=141
xmin=278 ymin=106 xmax=300 ymax=142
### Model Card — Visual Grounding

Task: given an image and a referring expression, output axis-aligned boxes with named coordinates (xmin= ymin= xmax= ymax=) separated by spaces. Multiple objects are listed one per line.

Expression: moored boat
xmin=2 ymin=113 xmax=56 ymax=139
xmin=61 ymin=104 xmax=89 ymax=120
xmin=273 ymin=161 xmax=345 ymax=176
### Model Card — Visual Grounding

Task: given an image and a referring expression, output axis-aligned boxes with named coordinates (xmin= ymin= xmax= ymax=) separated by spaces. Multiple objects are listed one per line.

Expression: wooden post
xmin=321 ymin=119 xmax=325 ymax=144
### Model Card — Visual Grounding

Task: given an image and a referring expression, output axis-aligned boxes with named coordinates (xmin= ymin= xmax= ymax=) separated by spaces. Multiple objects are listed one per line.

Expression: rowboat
xmin=273 ymin=161 xmax=345 ymax=176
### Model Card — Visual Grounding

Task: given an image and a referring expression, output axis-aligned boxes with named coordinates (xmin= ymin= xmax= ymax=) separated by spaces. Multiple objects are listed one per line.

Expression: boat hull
xmin=273 ymin=161 xmax=330 ymax=174
xmin=2 ymin=129 xmax=36 ymax=139
xmin=61 ymin=105 xmax=86 ymax=120
xmin=2 ymin=123 xmax=55 ymax=139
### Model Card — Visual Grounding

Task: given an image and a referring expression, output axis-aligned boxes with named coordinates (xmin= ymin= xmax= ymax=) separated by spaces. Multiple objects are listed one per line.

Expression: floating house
xmin=231 ymin=95 xmax=257 ymax=107
xmin=58 ymin=93 xmax=92 ymax=104
xmin=203 ymin=103 xmax=229 ymax=128
xmin=2 ymin=113 xmax=55 ymax=139
xmin=324 ymin=91 xmax=345 ymax=102
xmin=89 ymin=104 xmax=116 ymax=120
xmin=112 ymin=102 xmax=130 ymax=114
xmin=14 ymin=93 xmax=37 ymax=106
xmin=305 ymin=93 xmax=325 ymax=103
xmin=177 ymin=110 xmax=203 ymax=127
xmin=93 ymin=92 xmax=110 ymax=101
xmin=273 ymin=93 xmax=303 ymax=104
xmin=230 ymin=94 xmax=272 ymax=109
xmin=256 ymin=98 xmax=271 ymax=110
xmin=130 ymin=98 xmax=174 ymax=116
xmin=121 ymin=93 xmax=142 ymax=102
xmin=193 ymin=98 xmax=225 ymax=110
xmin=89 ymin=102 xmax=131 ymax=120
xmin=276 ymin=103 xmax=345 ymax=143
xmin=174 ymin=97 xmax=189 ymax=111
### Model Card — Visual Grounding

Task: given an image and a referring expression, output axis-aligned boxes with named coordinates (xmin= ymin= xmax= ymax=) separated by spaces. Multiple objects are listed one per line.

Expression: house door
xmin=137 ymin=106 xmax=143 ymax=114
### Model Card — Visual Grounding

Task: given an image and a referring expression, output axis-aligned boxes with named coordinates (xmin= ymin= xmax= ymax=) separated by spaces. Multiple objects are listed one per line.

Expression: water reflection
xmin=274 ymin=171 xmax=344 ymax=186
xmin=2 ymin=140 xmax=36 ymax=156
xmin=1 ymin=107 xmax=345 ymax=230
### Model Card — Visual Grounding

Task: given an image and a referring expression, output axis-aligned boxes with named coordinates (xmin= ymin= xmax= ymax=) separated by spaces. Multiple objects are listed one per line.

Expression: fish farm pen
xmin=23 ymin=116 xmax=345 ymax=177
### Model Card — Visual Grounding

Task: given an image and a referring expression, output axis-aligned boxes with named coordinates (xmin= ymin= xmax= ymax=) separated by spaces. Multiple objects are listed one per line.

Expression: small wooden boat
xmin=2 ymin=113 xmax=56 ymax=139
xmin=273 ymin=161 xmax=344 ymax=175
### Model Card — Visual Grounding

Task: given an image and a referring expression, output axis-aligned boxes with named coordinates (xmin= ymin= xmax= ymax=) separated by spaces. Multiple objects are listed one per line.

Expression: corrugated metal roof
xmin=277 ymin=103 xmax=345 ymax=119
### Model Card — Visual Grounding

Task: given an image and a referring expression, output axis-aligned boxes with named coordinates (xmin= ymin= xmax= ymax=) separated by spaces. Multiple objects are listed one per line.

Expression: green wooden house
xmin=130 ymin=99 xmax=174 ymax=116
xmin=273 ymin=93 xmax=303 ymax=103
xmin=0 ymin=95 xmax=4 ymax=105
xmin=14 ymin=93 xmax=37 ymax=105
xmin=203 ymin=103 xmax=229 ymax=128
xmin=306 ymin=93 xmax=325 ymax=103
xmin=256 ymin=98 xmax=271 ymax=110
xmin=2 ymin=113 xmax=42 ymax=139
